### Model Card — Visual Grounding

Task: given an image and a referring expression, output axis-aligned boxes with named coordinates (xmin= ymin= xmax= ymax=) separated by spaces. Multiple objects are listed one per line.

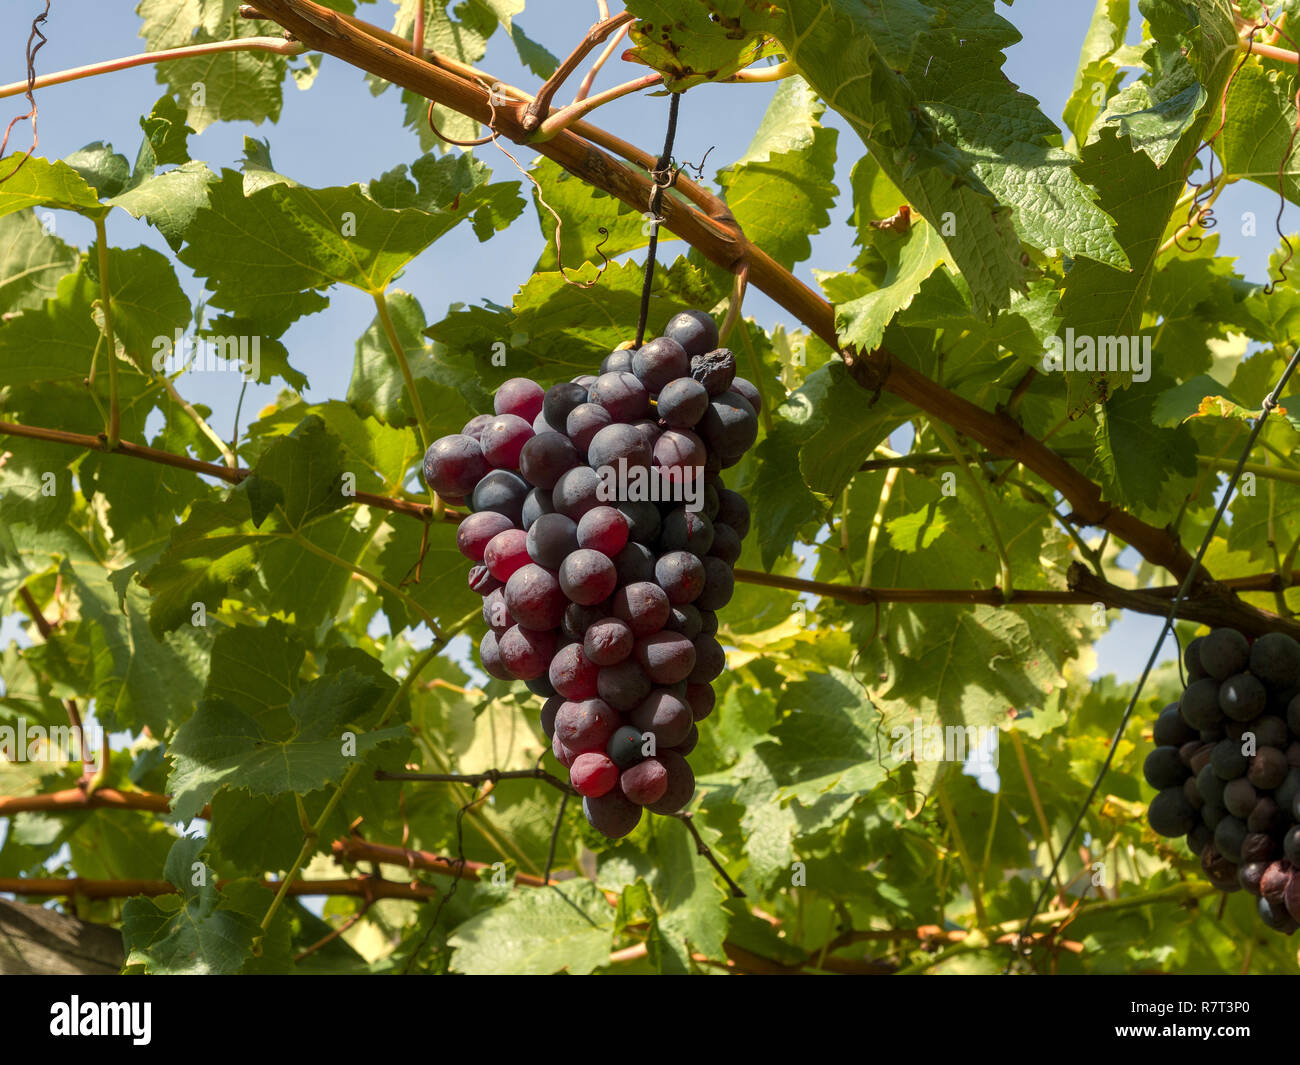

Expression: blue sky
xmin=0 ymin=1 xmax=1292 ymax=683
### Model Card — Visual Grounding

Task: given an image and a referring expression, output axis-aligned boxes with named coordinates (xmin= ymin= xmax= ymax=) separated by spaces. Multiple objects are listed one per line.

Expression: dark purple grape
xmin=617 ymin=501 xmax=661 ymax=544
xmin=1197 ymin=764 xmax=1226 ymax=806
xmin=663 ymin=310 xmax=718 ymax=357
xmin=423 ymin=434 xmax=489 ymax=498
xmin=655 ymin=550 xmax=705 ymax=605
xmin=457 ymin=511 xmax=514 ymax=562
xmin=1153 ymin=702 xmax=1194 ymax=747
xmin=1258 ymin=895 xmax=1299 ymax=933
xmin=601 ymin=348 xmax=634 ymax=373
xmin=485 ymin=528 xmax=534 ymax=582
xmin=646 ymin=750 xmax=695 ymax=814
xmin=660 ymin=508 xmax=714 ymax=555
xmin=562 ymin=600 xmax=607 ymax=641
xmin=714 ymin=488 xmax=750 ymax=538
xmin=1214 ymin=815 xmax=1248 ymax=862
xmin=695 ymin=556 xmax=735 ymax=611
xmin=544 ymin=381 xmax=589 ymax=430
xmin=470 ymin=469 xmax=530 ymax=524
xmin=606 ymin=725 xmax=646 ymax=769
xmin=468 ymin=565 xmax=501 ymax=595
xmin=588 ymin=370 xmax=650 ymax=421
xmin=541 ymin=695 xmax=562 ymax=739
xmin=612 ymin=581 xmax=670 ymax=637
xmin=587 ymin=423 xmax=652 ymax=472
xmin=1143 ymin=746 xmax=1187 ymax=790
xmin=482 ymin=587 xmax=513 ymax=632
xmin=560 ymin=549 xmax=618 ymax=605
xmin=462 ymin=414 xmax=493 ymax=441
xmin=571 ymin=752 xmax=618 ymax=797
xmin=1240 ymin=861 xmax=1268 ymax=895
xmin=577 ymin=505 xmax=629 ymax=556
xmin=597 ymin=659 xmax=652 ymax=712
xmin=1248 ymin=715 xmax=1288 ymax=748
xmin=699 ymin=611 xmax=718 ymax=636
xmin=656 ymin=377 xmax=710 ymax=428
xmin=1223 ymin=777 xmax=1258 ymax=818
xmin=532 ymin=409 xmax=557 ymax=435
xmin=494 ymin=377 xmax=544 ymax=421
xmin=583 ymin=790 xmax=642 ymax=839
xmin=552 ymin=465 xmax=603 ymax=520
xmin=688 ymin=635 xmax=725 ymax=683
xmin=480 ymin=414 xmax=534 ymax=469
xmin=631 ymin=336 xmax=690 ymax=393
xmin=526 ymin=674 xmax=556 ymax=698
xmin=613 ymin=542 xmax=656 ymax=585
xmin=730 ymin=376 xmax=761 ymax=414
xmin=1248 ymin=746 xmax=1289 ymax=790
xmin=1285 ymin=826 xmax=1300 ymax=864
xmin=521 ymin=487 xmax=554 ymax=529
xmin=565 ymin=402 xmax=614 ymax=455
xmin=1248 ymin=796 xmax=1284 ymax=834
xmin=584 ymin=617 xmax=634 ymax=666
xmin=1211 ymin=738 xmax=1248 ymax=780
xmin=479 ymin=630 xmax=512 ymax=680
xmin=685 ymin=682 xmax=715 ymax=721
xmin=498 ymin=624 xmax=556 ymax=680
xmin=554 ymin=698 xmax=619 ymax=753
xmin=699 ymin=391 xmax=758 ymax=464
xmin=549 ymin=642 xmax=600 ymax=700
xmin=620 ymin=758 xmax=668 ymax=805
xmin=525 ymin=512 xmax=579 ymax=569
xmin=1200 ymin=628 xmax=1250 ymax=680
xmin=552 ymin=733 xmax=577 ymax=768
xmin=519 ymin=431 xmax=580 ymax=489
xmin=1147 ymin=787 xmax=1197 ymax=836
xmin=629 ymin=418 xmax=662 ymax=452
xmin=665 ymin=604 xmax=702 ymax=641
xmin=634 ymin=631 xmax=697 ymax=685
xmin=1251 ymin=632 xmax=1300 ymax=689
xmin=630 ymin=688 xmax=692 ymax=747
xmin=690 ymin=347 xmax=736 ymax=396
xmin=708 ymin=522 xmax=742 ymax=565
xmin=672 ymin=722 xmax=699 ymax=756
xmin=1179 ymin=678 xmax=1222 ymax=731
xmin=1220 ymin=672 xmax=1266 ymax=721
xmin=653 ymin=429 xmax=707 ymax=483
xmin=701 ymin=480 xmax=720 ymax=520
xmin=504 ymin=563 xmax=566 ymax=630
xmin=1243 ymin=831 xmax=1276 ymax=863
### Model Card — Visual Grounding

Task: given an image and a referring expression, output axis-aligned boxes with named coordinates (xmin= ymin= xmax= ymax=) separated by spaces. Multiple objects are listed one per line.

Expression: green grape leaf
xmin=122 ymin=837 xmax=260 ymax=975
xmin=717 ymin=76 xmax=839 ymax=271
xmin=167 ymin=668 xmax=402 ymax=820
xmin=448 ymin=880 xmax=615 ymax=975
xmin=0 ymin=209 xmax=78 ymax=316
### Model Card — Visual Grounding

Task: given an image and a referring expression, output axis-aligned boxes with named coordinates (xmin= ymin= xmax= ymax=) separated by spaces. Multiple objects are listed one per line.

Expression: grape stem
xmin=375 ymin=767 xmax=578 ymax=795
xmin=520 ymin=12 xmax=635 ymax=133
xmin=673 ymin=811 xmax=746 ymax=898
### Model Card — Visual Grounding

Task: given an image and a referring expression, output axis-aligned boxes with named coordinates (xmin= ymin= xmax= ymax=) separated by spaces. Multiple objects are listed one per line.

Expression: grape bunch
xmin=1144 ymin=627 xmax=1300 ymax=933
xmin=422 ymin=309 xmax=759 ymax=839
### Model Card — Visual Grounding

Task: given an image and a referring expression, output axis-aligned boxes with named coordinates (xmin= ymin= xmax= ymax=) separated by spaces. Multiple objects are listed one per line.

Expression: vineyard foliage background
xmin=1 ymin=0 xmax=1299 ymax=974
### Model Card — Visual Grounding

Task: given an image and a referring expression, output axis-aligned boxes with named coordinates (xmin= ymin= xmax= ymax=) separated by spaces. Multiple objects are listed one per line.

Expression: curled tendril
xmin=0 ymin=1 xmax=51 ymax=189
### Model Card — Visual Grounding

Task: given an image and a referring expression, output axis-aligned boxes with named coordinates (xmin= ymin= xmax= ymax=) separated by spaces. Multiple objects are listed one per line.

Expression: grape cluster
xmin=1145 ymin=628 xmax=1300 ymax=933
xmin=422 ymin=309 xmax=760 ymax=838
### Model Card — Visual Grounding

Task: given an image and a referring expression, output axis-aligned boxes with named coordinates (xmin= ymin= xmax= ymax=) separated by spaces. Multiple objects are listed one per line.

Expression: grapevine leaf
xmin=167 ymin=668 xmax=401 ymax=820
xmin=717 ymin=76 xmax=839 ymax=270
xmin=122 ymin=837 xmax=260 ymax=975
xmin=448 ymin=880 xmax=615 ymax=974
xmin=0 ymin=210 xmax=78 ymax=316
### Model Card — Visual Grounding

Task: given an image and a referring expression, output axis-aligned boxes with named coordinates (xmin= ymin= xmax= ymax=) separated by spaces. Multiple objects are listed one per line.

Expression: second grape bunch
xmin=422 ymin=309 xmax=760 ymax=838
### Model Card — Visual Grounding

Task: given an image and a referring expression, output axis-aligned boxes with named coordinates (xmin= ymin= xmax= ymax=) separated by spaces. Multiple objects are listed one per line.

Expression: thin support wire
xmin=634 ymin=92 xmax=681 ymax=347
